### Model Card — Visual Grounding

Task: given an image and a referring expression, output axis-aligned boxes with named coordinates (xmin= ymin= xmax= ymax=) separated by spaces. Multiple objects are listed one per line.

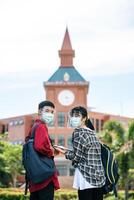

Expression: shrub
xmin=0 ymin=189 xmax=133 ymax=200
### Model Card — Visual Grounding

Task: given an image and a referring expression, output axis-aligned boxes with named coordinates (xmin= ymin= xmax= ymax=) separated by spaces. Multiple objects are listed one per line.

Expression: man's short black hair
xmin=38 ymin=100 xmax=55 ymax=110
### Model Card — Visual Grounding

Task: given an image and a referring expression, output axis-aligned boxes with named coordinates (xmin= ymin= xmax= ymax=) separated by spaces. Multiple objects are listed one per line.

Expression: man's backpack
xmin=22 ymin=123 xmax=55 ymax=186
xmin=101 ymin=143 xmax=119 ymax=197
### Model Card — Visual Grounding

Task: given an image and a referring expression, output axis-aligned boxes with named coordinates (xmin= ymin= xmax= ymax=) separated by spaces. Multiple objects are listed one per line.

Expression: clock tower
xmin=43 ymin=28 xmax=89 ymax=179
xmin=44 ymin=28 xmax=89 ymax=113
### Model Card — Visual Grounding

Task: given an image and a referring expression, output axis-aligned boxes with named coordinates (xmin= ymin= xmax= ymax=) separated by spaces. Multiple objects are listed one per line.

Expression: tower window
xmin=58 ymin=112 xmax=65 ymax=127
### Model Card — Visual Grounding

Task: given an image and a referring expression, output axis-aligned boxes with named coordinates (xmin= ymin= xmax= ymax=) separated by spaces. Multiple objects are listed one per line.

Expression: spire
xmin=61 ymin=27 xmax=72 ymax=50
xmin=59 ymin=28 xmax=75 ymax=67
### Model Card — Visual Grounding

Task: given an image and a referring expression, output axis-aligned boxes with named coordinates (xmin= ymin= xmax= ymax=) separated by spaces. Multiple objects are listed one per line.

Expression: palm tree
xmin=128 ymin=120 xmax=134 ymax=141
xmin=100 ymin=120 xmax=125 ymax=152
xmin=100 ymin=120 xmax=134 ymax=200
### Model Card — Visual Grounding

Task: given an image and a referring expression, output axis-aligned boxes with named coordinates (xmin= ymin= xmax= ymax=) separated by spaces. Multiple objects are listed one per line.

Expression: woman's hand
xmin=53 ymin=148 xmax=60 ymax=156
xmin=54 ymin=147 xmax=66 ymax=154
xmin=50 ymin=146 xmax=60 ymax=156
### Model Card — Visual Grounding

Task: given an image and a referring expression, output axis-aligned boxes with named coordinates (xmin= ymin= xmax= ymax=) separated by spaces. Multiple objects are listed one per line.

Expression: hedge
xmin=0 ymin=189 xmax=134 ymax=200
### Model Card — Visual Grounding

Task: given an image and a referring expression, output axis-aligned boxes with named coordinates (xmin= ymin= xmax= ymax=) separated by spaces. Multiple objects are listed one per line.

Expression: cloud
xmin=0 ymin=0 xmax=134 ymax=77
xmin=0 ymin=82 xmax=38 ymax=91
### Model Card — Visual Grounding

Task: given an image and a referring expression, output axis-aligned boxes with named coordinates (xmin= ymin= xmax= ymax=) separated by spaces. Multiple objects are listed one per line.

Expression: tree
xmin=127 ymin=120 xmax=134 ymax=168
xmin=128 ymin=120 xmax=134 ymax=141
xmin=3 ymin=142 xmax=23 ymax=187
xmin=101 ymin=120 xmax=134 ymax=200
xmin=101 ymin=120 xmax=125 ymax=152
xmin=118 ymin=152 xmax=129 ymax=200
xmin=0 ymin=141 xmax=11 ymax=187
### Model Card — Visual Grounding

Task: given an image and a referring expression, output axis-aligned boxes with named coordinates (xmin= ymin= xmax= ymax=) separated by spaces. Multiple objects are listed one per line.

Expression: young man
xmin=26 ymin=100 xmax=60 ymax=200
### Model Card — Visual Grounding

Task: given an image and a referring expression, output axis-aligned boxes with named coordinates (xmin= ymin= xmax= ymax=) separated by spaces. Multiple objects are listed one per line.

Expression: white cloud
xmin=0 ymin=0 xmax=134 ymax=120
xmin=0 ymin=82 xmax=38 ymax=91
xmin=0 ymin=0 xmax=134 ymax=77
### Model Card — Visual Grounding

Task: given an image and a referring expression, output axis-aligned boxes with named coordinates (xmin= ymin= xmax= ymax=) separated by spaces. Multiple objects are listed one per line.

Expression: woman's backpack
xmin=101 ymin=143 xmax=119 ymax=197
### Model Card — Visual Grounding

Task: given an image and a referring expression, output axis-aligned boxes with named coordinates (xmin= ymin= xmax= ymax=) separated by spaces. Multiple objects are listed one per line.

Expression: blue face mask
xmin=69 ymin=117 xmax=81 ymax=128
xmin=41 ymin=112 xmax=54 ymax=124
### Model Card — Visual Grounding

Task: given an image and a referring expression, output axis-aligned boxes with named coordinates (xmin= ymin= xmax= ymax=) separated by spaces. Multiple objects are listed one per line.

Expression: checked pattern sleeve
xmin=65 ymin=131 xmax=87 ymax=167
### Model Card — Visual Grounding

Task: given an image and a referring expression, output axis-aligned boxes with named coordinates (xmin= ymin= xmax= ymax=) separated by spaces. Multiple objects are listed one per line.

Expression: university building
xmin=0 ymin=29 xmax=132 ymax=187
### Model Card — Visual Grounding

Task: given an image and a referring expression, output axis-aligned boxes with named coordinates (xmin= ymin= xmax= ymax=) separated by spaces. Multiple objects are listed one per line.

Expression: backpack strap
xmin=113 ymin=184 xmax=118 ymax=197
xmin=24 ymin=174 xmax=29 ymax=196
xmin=30 ymin=122 xmax=54 ymax=147
xmin=30 ymin=122 xmax=41 ymax=139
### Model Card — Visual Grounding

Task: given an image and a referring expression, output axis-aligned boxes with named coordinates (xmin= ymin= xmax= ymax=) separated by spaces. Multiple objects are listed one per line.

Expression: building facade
xmin=0 ymin=29 xmax=132 ymax=187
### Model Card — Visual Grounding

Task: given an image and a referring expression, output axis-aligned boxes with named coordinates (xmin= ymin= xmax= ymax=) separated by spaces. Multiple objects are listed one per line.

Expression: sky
xmin=0 ymin=0 xmax=134 ymax=119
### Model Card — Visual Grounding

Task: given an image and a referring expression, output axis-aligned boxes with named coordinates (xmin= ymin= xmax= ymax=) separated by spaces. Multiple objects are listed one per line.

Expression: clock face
xmin=58 ymin=90 xmax=75 ymax=106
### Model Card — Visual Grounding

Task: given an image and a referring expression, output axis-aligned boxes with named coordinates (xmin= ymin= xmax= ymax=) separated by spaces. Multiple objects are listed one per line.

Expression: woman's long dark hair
xmin=70 ymin=106 xmax=94 ymax=130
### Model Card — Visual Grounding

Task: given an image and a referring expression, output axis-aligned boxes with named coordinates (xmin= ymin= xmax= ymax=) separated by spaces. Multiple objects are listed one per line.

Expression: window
xmin=14 ymin=121 xmax=18 ymax=126
xmin=69 ymin=167 xmax=75 ymax=176
xmin=58 ymin=112 xmax=65 ymax=127
xmin=9 ymin=121 xmax=14 ymax=126
xmin=56 ymin=165 xmax=67 ymax=176
xmin=3 ymin=124 xmax=8 ymax=133
xmin=57 ymin=135 xmax=64 ymax=146
xmin=96 ymin=119 xmax=99 ymax=132
xmin=11 ymin=140 xmax=23 ymax=145
xmin=67 ymin=135 xmax=72 ymax=149
xmin=101 ymin=120 xmax=104 ymax=130
xmin=18 ymin=119 xmax=24 ymax=125
xmin=9 ymin=119 xmax=24 ymax=126
xmin=49 ymin=134 xmax=55 ymax=145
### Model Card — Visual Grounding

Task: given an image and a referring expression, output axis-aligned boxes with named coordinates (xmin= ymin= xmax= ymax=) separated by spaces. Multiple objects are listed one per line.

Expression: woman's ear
xmin=38 ymin=109 xmax=42 ymax=116
xmin=82 ymin=117 xmax=87 ymax=123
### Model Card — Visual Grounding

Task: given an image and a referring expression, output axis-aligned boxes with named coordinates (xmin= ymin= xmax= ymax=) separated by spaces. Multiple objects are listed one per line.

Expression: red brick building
xmin=0 ymin=29 xmax=132 ymax=186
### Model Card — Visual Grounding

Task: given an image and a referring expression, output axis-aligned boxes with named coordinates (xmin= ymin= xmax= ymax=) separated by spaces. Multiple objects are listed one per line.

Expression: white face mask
xmin=69 ymin=117 xmax=82 ymax=128
xmin=41 ymin=112 xmax=54 ymax=124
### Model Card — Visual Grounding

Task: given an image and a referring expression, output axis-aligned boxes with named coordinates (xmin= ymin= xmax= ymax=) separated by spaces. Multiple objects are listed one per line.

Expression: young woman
xmin=56 ymin=106 xmax=105 ymax=200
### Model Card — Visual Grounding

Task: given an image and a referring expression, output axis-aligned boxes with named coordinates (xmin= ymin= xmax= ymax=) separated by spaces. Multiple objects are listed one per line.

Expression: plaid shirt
xmin=65 ymin=128 xmax=106 ymax=187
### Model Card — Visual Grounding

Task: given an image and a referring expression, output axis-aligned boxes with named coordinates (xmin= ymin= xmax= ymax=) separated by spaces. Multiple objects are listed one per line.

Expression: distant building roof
xmin=47 ymin=66 xmax=86 ymax=82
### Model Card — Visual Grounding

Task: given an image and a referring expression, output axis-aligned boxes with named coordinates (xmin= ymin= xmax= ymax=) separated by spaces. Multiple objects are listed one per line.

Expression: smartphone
xmin=53 ymin=145 xmax=73 ymax=151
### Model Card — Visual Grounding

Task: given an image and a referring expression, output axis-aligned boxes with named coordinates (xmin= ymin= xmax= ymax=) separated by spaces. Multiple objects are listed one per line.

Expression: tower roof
xmin=59 ymin=28 xmax=75 ymax=67
xmin=46 ymin=28 xmax=88 ymax=84
xmin=47 ymin=66 xmax=86 ymax=82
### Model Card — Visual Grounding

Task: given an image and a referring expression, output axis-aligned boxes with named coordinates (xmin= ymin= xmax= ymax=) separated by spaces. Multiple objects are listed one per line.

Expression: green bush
xmin=55 ymin=190 xmax=77 ymax=200
xmin=0 ymin=193 xmax=29 ymax=200
xmin=104 ymin=191 xmax=134 ymax=200
xmin=0 ymin=189 xmax=134 ymax=200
